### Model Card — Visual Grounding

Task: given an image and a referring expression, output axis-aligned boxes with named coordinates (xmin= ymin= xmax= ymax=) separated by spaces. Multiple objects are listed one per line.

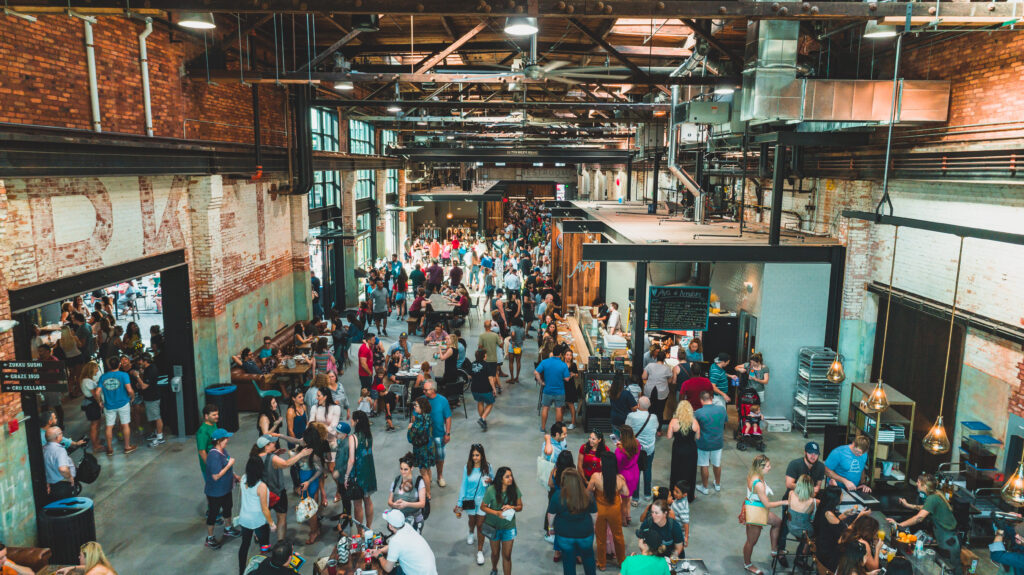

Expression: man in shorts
xmin=534 ymin=351 xmax=571 ymax=434
xmin=97 ymin=355 xmax=137 ymax=455
xmin=477 ymin=320 xmax=502 ymax=392
xmin=468 ymin=349 xmax=496 ymax=431
xmin=693 ymin=391 xmax=727 ymax=495
xmin=370 ymin=279 xmax=392 ymax=337
xmin=133 ymin=353 xmax=165 ymax=446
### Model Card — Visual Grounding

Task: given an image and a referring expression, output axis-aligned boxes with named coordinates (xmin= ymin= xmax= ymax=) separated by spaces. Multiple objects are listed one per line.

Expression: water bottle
xmin=914 ymin=537 xmax=924 ymax=558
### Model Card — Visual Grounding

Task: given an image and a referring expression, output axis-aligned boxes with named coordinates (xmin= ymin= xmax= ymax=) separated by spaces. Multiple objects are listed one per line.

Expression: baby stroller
xmin=734 ymin=386 xmax=766 ymax=452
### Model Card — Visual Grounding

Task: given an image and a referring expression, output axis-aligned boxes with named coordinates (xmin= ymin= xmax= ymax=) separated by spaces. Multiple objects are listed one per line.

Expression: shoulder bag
xmin=635 ymin=413 xmax=653 ymax=470
xmin=462 ymin=472 xmax=484 ymax=511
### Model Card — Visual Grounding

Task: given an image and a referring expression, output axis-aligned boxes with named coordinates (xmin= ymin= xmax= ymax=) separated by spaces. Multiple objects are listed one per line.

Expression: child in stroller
xmin=734 ymin=386 xmax=766 ymax=451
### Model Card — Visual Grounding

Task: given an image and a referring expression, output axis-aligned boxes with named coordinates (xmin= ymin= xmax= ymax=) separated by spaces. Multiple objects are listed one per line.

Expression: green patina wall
xmin=192 ymin=271 xmax=310 ymax=403
xmin=837 ymin=314 xmax=879 ymax=424
xmin=0 ymin=419 xmax=34 ymax=545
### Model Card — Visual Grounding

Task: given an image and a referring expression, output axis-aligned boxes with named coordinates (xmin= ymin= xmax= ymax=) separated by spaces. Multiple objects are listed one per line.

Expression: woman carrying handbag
xmin=741 ymin=454 xmax=788 ymax=574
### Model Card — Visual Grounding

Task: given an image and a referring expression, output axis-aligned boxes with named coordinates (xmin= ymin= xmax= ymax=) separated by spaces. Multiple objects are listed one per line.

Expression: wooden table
xmin=271 ymin=362 xmax=312 ymax=395
xmin=427 ymin=294 xmax=456 ymax=331
xmin=312 ymin=542 xmax=383 ymax=575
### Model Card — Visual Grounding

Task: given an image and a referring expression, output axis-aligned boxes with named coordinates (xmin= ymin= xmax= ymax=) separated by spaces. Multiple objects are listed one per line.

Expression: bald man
xmin=626 ymin=396 xmax=658 ymax=502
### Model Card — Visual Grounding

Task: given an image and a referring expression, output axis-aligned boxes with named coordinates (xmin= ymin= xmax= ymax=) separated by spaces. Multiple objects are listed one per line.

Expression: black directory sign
xmin=647 ymin=286 xmax=711 ymax=331
xmin=0 ymin=360 xmax=68 ymax=393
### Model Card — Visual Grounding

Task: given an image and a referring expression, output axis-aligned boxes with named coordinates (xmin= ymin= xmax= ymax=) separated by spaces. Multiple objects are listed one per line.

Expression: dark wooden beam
xmin=415 ymin=20 xmax=489 ymax=73
xmin=299 ymin=29 xmax=361 ymax=72
xmin=569 ymin=17 xmax=651 ymax=83
xmin=679 ymin=18 xmax=743 ymax=62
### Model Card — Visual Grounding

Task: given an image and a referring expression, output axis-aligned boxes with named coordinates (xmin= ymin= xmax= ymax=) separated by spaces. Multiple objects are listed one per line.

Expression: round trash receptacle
xmin=40 ymin=497 xmax=96 ymax=565
xmin=205 ymin=384 xmax=239 ymax=432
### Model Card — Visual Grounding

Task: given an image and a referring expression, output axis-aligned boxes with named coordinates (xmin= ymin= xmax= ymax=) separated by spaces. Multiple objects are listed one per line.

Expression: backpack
xmin=407 ymin=416 xmax=430 ymax=448
xmin=77 ymin=450 xmax=101 ymax=484
xmin=392 ymin=475 xmax=431 ymax=521
xmin=59 ymin=326 xmax=78 ymax=354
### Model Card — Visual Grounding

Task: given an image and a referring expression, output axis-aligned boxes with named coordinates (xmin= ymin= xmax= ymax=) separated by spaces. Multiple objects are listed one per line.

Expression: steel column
xmin=824 ymin=246 xmax=846 ymax=351
xmin=631 ymin=262 xmax=648 ymax=381
xmin=625 ymin=157 xmax=633 ymax=201
xmin=769 ymin=143 xmax=786 ymax=246
xmin=650 ymin=151 xmax=661 ymax=207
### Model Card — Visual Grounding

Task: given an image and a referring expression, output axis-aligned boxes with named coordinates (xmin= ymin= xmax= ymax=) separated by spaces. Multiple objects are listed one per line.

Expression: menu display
xmin=647 ymin=286 xmax=710 ymax=331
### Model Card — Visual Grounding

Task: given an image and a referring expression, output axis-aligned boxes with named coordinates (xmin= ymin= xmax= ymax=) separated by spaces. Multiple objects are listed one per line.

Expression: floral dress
xmin=410 ymin=413 xmax=437 ymax=469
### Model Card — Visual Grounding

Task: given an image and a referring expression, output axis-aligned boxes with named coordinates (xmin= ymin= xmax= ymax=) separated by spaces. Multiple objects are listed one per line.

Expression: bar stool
xmin=770 ymin=533 xmax=816 ymax=575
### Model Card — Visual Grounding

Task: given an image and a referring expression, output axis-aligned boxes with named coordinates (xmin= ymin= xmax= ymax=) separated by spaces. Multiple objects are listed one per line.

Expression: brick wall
xmin=0 ymin=16 xmax=286 ymax=146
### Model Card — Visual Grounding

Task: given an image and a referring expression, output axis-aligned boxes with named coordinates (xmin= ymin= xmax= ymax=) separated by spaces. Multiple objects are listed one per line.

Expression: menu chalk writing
xmin=647 ymin=286 xmax=710 ymax=331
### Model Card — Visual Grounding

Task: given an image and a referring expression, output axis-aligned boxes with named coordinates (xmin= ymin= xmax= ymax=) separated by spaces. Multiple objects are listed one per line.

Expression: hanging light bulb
xmin=863 ymin=380 xmax=889 ymax=413
xmin=1002 ymin=459 xmax=1024 ymax=506
xmin=826 ymin=353 xmax=846 ymax=384
xmin=922 ymin=415 xmax=952 ymax=455
xmin=446 ymin=212 xmax=454 ymax=220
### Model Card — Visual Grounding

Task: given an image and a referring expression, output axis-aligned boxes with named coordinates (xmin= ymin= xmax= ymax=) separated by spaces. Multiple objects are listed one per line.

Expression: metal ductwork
xmin=289 ymin=85 xmax=313 ymax=195
xmin=740 ymin=17 xmax=950 ymax=125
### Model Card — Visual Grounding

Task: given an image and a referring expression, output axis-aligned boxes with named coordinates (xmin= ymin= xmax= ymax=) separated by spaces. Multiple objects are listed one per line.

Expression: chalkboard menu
xmin=647 ymin=286 xmax=710 ymax=331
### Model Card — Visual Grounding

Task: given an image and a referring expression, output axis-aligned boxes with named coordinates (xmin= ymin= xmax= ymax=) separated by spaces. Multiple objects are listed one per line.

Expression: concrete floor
xmin=56 ymin=311 xmax=998 ymax=574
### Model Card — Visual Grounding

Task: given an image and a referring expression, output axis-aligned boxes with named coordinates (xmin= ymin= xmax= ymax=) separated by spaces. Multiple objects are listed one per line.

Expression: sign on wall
xmin=647 ymin=286 xmax=711 ymax=331
xmin=0 ymin=361 xmax=67 ymax=393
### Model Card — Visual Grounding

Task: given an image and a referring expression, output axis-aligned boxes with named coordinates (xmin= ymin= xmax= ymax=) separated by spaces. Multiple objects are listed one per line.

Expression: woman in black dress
xmin=667 ymin=400 xmax=699 ymax=503
xmin=562 ymin=348 xmax=580 ymax=430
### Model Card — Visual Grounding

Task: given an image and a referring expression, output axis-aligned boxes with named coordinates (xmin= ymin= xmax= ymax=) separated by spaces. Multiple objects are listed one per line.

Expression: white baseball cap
xmin=382 ymin=509 xmax=406 ymax=529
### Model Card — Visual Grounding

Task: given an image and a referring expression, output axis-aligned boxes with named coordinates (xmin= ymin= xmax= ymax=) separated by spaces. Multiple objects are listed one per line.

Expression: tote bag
xmin=536 ymin=455 xmax=556 ymax=488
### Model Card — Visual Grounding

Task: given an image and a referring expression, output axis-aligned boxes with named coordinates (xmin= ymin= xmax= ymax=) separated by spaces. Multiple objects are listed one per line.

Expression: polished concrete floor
xmin=57 ymin=311 xmax=997 ymax=574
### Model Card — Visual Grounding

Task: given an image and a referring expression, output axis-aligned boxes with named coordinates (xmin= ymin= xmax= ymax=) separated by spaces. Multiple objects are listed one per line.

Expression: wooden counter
xmin=557 ymin=317 xmax=590 ymax=366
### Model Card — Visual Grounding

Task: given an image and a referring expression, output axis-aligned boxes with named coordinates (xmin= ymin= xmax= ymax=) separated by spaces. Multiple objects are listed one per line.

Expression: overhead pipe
xmin=667 ymin=38 xmax=710 ymax=214
xmin=289 ymin=84 xmax=313 ymax=195
xmin=137 ymin=17 xmax=154 ymax=137
xmin=70 ymin=11 xmax=101 ymax=132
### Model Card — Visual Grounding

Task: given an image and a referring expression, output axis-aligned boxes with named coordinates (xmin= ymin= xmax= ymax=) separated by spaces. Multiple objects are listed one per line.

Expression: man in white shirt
xmin=370 ymin=509 xmax=438 ymax=575
xmin=607 ymin=302 xmax=621 ymax=334
xmin=503 ymin=269 xmax=521 ymax=294
xmin=626 ymin=397 xmax=658 ymax=502
xmin=43 ymin=427 xmax=77 ymax=502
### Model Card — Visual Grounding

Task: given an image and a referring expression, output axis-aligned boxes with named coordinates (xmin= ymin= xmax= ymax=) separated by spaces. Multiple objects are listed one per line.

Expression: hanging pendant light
xmin=1002 ymin=457 xmax=1024 ymax=506
xmin=178 ymin=12 xmax=216 ymax=29
xmin=922 ymin=236 xmax=965 ymax=456
xmin=827 ymin=352 xmax=845 ymax=383
xmin=863 ymin=226 xmax=901 ymax=413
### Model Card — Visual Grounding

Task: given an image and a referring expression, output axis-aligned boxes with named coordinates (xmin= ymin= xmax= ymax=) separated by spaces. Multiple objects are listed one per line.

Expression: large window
xmin=356 ymin=212 xmax=373 ymax=266
xmin=349 ymin=120 xmax=375 ymax=155
xmin=355 ymin=169 xmax=376 ymax=200
xmin=386 ymin=169 xmax=399 ymax=197
xmin=309 ymin=170 xmax=340 ymax=209
xmin=311 ymin=108 xmax=339 ymax=152
xmin=380 ymin=129 xmax=398 ymax=155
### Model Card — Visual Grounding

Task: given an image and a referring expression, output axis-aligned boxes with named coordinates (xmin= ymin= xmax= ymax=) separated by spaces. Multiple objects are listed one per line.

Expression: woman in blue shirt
xmin=455 ymin=444 xmax=494 ymax=566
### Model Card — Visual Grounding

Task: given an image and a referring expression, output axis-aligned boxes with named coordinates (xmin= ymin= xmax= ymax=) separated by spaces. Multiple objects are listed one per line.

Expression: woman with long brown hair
xmin=547 ymin=467 xmax=597 ymax=575
xmin=587 ymin=451 xmax=630 ymax=571
xmin=840 ymin=514 xmax=883 ymax=572
xmin=888 ymin=473 xmax=960 ymax=573
xmin=455 ymin=443 xmax=493 ymax=566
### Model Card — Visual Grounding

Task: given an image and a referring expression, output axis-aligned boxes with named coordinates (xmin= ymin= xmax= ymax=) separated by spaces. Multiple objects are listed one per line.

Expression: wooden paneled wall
xmin=506 ymin=182 xmax=556 ymax=199
xmin=484 ymin=201 xmax=504 ymax=236
xmin=559 ymin=231 xmax=602 ymax=308
xmin=551 ymin=219 xmax=563 ymax=285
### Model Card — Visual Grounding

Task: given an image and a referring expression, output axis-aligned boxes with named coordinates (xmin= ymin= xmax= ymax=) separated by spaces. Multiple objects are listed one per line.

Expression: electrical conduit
xmin=138 ymin=17 xmax=154 ymax=136
xmin=72 ymin=12 xmax=102 ymax=132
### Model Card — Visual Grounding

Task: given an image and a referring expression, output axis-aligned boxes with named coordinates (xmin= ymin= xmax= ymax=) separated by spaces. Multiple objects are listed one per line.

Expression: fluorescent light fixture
xmin=713 ymin=85 xmax=736 ymax=95
xmin=533 ymin=162 xmax=544 ymax=167
xmin=864 ymin=20 xmax=899 ymax=38
xmin=495 ymin=162 xmax=506 ymax=166
xmin=333 ymin=81 xmax=354 ymax=91
xmin=446 ymin=135 xmax=455 ymax=140
xmin=554 ymin=163 xmax=566 ymax=167
xmin=417 ymin=119 xmax=428 ymax=126
xmin=504 ymin=16 xmax=538 ymax=36
xmin=178 ymin=12 xmax=216 ymax=29
xmin=387 ymin=104 xmax=402 ymax=113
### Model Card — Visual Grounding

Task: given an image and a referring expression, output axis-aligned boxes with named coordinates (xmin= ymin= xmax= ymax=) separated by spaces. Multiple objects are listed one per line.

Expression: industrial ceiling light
xmin=862 ymin=226 xmax=902 ymax=414
xmin=178 ymin=12 xmax=216 ymax=29
xmin=1003 ymin=455 xmax=1024 ymax=506
xmin=863 ymin=20 xmax=899 ymax=38
xmin=333 ymin=81 xmax=354 ymax=91
xmin=922 ymin=236 xmax=966 ymax=456
xmin=352 ymin=14 xmax=380 ymax=33
xmin=387 ymin=104 xmax=402 ymax=113
xmin=504 ymin=16 xmax=538 ymax=36
xmin=446 ymin=135 xmax=455 ymax=140
xmin=713 ymin=84 xmax=736 ymax=95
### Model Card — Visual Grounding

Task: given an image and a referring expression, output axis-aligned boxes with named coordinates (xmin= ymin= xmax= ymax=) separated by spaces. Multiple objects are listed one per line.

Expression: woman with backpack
xmin=455 ymin=444 xmax=493 ymax=566
xmin=408 ymin=397 xmax=437 ymax=493
xmin=388 ymin=452 xmax=429 ymax=533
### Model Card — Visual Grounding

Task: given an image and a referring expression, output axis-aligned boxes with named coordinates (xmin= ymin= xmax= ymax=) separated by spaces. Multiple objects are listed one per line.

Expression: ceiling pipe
xmin=70 ymin=11 xmax=101 ymax=132
xmin=136 ymin=16 xmax=155 ymax=136
xmin=667 ymin=37 xmax=708 ymax=199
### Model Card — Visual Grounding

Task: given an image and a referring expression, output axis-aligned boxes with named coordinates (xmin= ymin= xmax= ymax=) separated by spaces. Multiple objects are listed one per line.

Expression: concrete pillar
xmin=398 ymin=169 xmax=408 ymax=251
xmin=375 ymin=169 xmax=387 ymax=261
xmin=339 ymin=170 xmax=360 ymax=308
xmin=289 ymin=193 xmax=312 ymax=320
xmin=187 ymin=175 xmax=231 ymax=388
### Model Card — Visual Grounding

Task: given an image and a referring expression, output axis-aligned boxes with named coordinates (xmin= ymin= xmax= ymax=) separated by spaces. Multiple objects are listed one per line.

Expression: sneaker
xmin=149 ymin=437 xmax=165 ymax=447
xmin=205 ymin=536 xmax=222 ymax=549
xmin=566 ymin=423 xmax=575 ymax=430
xmin=544 ymin=533 xmax=556 ymax=544
xmin=144 ymin=433 xmax=157 ymax=441
xmin=482 ymin=420 xmax=488 ymax=432
xmin=467 ymin=532 xmax=475 ymax=545
xmin=223 ymin=527 xmax=242 ymax=538
xmin=713 ymin=483 xmax=721 ymax=493
xmin=490 ymin=570 xmax=498 ymax=575
xmin=476 ymin=551 xmax=486 ymax=565
xmin=438 ymin=477 xmax=447 ymax=488
xmin=696 ymin=485 xmax=710 ymax=495
xmin=477 ymin=418 xmax=486 ymax=430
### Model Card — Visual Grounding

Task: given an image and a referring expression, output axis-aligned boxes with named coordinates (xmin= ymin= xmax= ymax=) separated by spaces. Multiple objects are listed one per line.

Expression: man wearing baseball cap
xmin=256 ymin=434 xmax=312 ymax=542
xmin=366 ymin=509 xmax=437 ymax=575
xmin=776 ymin=441 xmax=827 ymax=565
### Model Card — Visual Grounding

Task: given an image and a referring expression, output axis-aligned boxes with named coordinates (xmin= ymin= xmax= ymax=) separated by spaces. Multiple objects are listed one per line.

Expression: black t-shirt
xmin=785 ymin=457 xmax=826 ymax=487
xmin=547 ymin=488 xmax=598 ymax=539
xmin=469 ymin=361 xmax=491 ymax=394
xmin=249 ymin=557 xmax=296 ymax=574
xmin=139 ymin=364 xmax=161 ymax=401
xmin=610 ymin=389 xmax=637 ymax=426
xmin=641 ymin=516 xmax=685 ymax=549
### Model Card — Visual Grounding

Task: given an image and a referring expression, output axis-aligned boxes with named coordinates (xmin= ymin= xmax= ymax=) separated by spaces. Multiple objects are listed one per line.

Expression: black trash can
xmin=205 ymin=384 xmax=239 ymax=432
xmin=40 ymin=497 xmax=96 ymax=564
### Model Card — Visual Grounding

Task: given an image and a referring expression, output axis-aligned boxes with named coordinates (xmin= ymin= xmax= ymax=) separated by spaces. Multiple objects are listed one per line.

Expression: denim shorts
xmin=540 ymin=393 xmax=565 ymax=408
xmin=490 ymin=527 xmax=517 ymax=542
xmin=472 ymin=392 xmax=495 ymax=405
xmin=432 ymin=437 xmax=446 ymax=461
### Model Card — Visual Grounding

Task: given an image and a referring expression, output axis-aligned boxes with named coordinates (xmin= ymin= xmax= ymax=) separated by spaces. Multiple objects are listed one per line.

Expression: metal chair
xmin=250 ymin=379 xmax=282 ymax=401
xmin=442 ymin=369 xmax=470 ymax=418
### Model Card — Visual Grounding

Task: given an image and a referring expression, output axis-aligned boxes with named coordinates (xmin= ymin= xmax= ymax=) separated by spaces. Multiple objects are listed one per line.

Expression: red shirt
xmin=679 ymin=376 xmax=714 ymax=410
xmin=358 ymin=343 xmax=374 ymax=376
xmin=579 ymin=444 xmax=609 ymax=482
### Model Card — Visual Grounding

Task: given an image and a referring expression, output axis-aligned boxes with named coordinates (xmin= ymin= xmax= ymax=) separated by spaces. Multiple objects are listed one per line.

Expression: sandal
xmin=743 ymin=564 xmax=763 ymax=575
